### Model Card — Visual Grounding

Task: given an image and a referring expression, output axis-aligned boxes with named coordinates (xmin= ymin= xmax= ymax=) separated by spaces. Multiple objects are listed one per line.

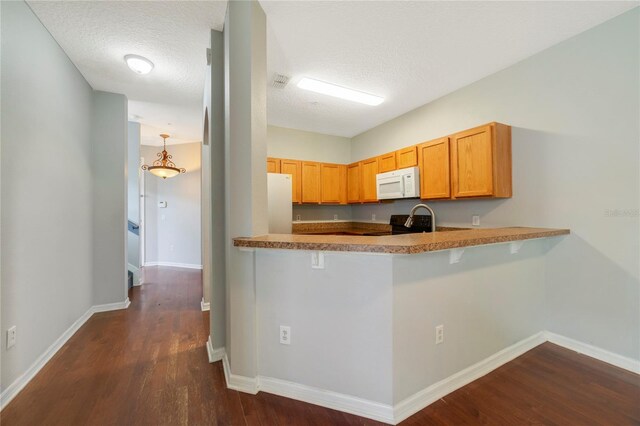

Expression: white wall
xmin=206 ymin=28 xmax=226 ymax=349
xmin=142 ymin=142 xmax=202 ymax=268
xmin=267 ymin=125 xmax=350 ymax=164
xmin=92 ymin=91 xmax=128 ymax=306
xmin=224 ymin=0 xmax=268 ymax=378
xmin=256 ymin=250 xmax=394 ymax=404
xmin=127 ymin=122 xmax=140 ymax=271
xmin=1 ymin=0 xmax=93 ymax=390
xmin=392 ymin=241 xmax=547 ymax=403
xmin=351 ymin=9 xmax=639 ymax=360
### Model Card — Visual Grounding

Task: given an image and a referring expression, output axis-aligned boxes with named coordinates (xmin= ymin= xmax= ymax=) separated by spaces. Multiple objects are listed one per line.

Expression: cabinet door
xmin=281 ymin=159 xmax=302 ymax=203
xmin=320 ymin=163 xmax=343 ymax=204
xmin=267 ymin=157 xmax=281 ymax=173
xmin=361 ymin=157 xmax=379 ymax=202
xmin=418 ymin=138 xmax=450 ymax=199
xmin=396 ymin=146 xmax=418 ymax=169
xmin=451 ymin=125 xmax=494 ymax=198
xmin=347 ymin=162 xmax=361 ymax=203
xmin=339 ymin=165 xmax=348 ymax=205
xmin=301 ymin=161 xmax=321 ymax=203
xmin=378 ymin=152 xmax=397 ymax=173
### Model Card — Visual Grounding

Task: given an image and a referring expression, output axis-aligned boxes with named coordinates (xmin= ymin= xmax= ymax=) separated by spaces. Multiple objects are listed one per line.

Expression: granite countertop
xmin=233 ymin=227 xmax=570 ymax=254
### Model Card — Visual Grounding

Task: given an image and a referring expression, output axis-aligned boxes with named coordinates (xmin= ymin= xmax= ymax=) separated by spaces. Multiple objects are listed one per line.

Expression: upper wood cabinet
xmin=418 ymin=138 xmax=451 ymax=200
xmin=347 ymin=162 xmax=361 ymax=203
xmin=267 ymin=121 xmax=511 ymax=205
xmin=378 ymin=152 xmax=397 ymax=173
xmin=450 ymin=122 xmax=512 ymax=198
xmin=320 ymin=163 xmax=347 ymax=204
xmin=301 ymin=161 xmax=322 ymax=203
xmin=267 ymin=157 xmax=281 ymax=173
xmin=396 ymin=146 xmax=418 ymax=169
xmin=280 ymin=159 xmax=302 ymax=203
xmin=360 ymin=157 xmax=379 ymax=202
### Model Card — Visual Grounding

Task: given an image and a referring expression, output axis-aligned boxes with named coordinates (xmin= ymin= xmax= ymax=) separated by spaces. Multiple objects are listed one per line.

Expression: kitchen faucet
xmin=404 ymin=203 xmax=436 ymax=232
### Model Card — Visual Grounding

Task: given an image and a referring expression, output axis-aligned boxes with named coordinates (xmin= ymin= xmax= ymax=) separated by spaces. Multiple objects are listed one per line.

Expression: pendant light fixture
xmin=141 ymin=134 xmax=186 ymax=179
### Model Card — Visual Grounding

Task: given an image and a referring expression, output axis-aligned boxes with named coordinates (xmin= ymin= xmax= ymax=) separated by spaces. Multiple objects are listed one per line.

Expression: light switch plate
xmin=158 ymin=201 xmax=167 ymax=208
xmin=472 ymin=215 xmax=480 ymax=226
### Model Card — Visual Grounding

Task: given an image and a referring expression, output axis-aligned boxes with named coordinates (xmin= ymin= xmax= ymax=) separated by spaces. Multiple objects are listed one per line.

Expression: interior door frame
xmin=139 ymin=156 xmax=145 ymax=269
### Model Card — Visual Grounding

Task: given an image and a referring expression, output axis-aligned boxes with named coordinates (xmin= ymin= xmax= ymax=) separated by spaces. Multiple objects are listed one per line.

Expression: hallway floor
xmin=2 ymin=267 xmax=638 ymax=425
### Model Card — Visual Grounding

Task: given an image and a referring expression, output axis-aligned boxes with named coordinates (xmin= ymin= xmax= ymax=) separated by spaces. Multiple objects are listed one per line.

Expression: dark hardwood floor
xmin=2 ymin=266 xmax=638 ymax=425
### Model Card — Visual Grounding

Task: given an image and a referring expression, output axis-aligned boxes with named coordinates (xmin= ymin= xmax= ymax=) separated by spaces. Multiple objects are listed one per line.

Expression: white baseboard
xmin=545 ymin=331 xmax=640 ymax=374
xmin=201 ymin=298 xmax=210 ymax=312
xmin=260 ymin=376 xmax=394 ymax=424
xmin=92 ymin=298 xmax=130 ymax=313
xmin=0 ymin=298 xmax=131 ymax=410
xmin=128 ymin=263 xmax=141 ymax=286
xmin=144 ymin=261 xmax=202 ymax=270
xmin=222 ymin=353 xmax=259 ymax=394
xmin=393 ymin=331 xmax=546 ymax=424
xmin=206 ymin=337 xmax=225 ymax=363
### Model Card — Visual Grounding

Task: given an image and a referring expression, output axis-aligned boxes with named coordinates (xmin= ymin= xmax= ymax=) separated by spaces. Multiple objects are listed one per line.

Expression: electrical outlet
xmin=311 ymin=251 xmax=325 ymax=269
xmin=7 ymin=326 xmax=16 ymax=349
xmin=372 ymin=214 xmax=376 ymax=221
xmin=333 ymin=214 xmax=338 ymax=221
xmin=435 ymin=324 xmax=444 ymax=345
xmin=472 ymin=215 xmax=480 ymax=226
xmin=296 ymin=214 xmax=301 ymax=221
xmin=279 ymin=325 xmax=291 ymax=345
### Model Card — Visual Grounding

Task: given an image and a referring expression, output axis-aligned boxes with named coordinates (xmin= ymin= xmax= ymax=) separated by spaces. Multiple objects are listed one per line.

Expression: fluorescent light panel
xmin=297 ymin=77 xmax=384 ymax=106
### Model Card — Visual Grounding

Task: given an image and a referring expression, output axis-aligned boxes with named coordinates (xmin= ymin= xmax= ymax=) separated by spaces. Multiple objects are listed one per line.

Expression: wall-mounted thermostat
xmin=158 ymin=201 xmax=167 ymax=208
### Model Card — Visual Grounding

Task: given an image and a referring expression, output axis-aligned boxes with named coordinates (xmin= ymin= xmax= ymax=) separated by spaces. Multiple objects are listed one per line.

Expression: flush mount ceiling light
xmin=297 ymin=77 xmax=384 ymax=106
xmin=141 ymin=134 xmax=186 ymax=179
xmin=124 ymin=54 xmax=154 ymax=75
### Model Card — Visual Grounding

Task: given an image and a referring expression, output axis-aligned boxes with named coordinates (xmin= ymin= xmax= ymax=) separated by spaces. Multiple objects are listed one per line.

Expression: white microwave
xmin=376 ymin=166 xmax=420 ymax=200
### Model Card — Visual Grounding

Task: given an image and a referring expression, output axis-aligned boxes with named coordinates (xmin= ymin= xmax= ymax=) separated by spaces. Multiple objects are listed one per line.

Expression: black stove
xmin=390 ymin=214 xmax=433 ymax=235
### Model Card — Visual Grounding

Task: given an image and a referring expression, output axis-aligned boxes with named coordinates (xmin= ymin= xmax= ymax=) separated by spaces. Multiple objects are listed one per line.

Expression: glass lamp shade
xmin=141 ymin=134 xmax=186 ymax=178
xmin=148 ymin=166 xmax=181 ymax=179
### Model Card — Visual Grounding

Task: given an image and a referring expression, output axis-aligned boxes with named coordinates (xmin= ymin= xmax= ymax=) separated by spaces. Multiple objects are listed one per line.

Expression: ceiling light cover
xmin=141 ymin=134 xmax=186 ymax=179
xmin=125 ymin=54 xmax=154 ymax=75
xmin=297 ymin=77 xmax=384 ymax=106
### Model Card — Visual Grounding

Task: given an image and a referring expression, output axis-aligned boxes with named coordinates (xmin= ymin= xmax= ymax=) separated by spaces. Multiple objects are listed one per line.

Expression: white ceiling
xmin=28 ymin=1 xmax=637 ymax=142
xmin=264 ymin=1 xmax=637 ymax=137
xmin=28 ymin=0 xmax=227 ymax=146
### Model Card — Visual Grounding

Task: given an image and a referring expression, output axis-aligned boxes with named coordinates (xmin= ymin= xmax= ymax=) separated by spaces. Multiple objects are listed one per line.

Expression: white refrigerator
xmin=267 ymin=173 xmax=292 ymax=234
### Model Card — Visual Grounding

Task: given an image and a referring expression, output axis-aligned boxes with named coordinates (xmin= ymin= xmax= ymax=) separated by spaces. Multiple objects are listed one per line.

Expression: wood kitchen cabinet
xmin=267 ymin=157 xmax=281 ymax=173
xmin=280 ymin=159 xmax=302 ymax=203
xmin=301 ymin=161 xmax=322 ymax=203
xmin=418 ymin=137 xmax=451 ymax=199
xmin=450 ymin=122 xmax=512 ymax=198
xmin=320 ymin=163 xmax=347 ymax=204
xmin=267 ymin=121 xmax=511 ymax=205
xmin=360 ymin=157 xmax=379 ymax=202
xmin=347 ymin=162 xmax=361 ymax=203
xmin=378 ymin=152 xmax=397 ymax=173
xmin=396 ymin=146 xmax=418 ymax=169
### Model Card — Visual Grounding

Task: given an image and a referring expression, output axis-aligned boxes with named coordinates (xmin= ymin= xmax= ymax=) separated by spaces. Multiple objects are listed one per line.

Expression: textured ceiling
xmin=27 ymin=0 xmax=227 ymax=145
xmin=27 ymin=1 xmax=637 ymax=142
xmin=263 ymin=1 xmax=637 ymax=137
